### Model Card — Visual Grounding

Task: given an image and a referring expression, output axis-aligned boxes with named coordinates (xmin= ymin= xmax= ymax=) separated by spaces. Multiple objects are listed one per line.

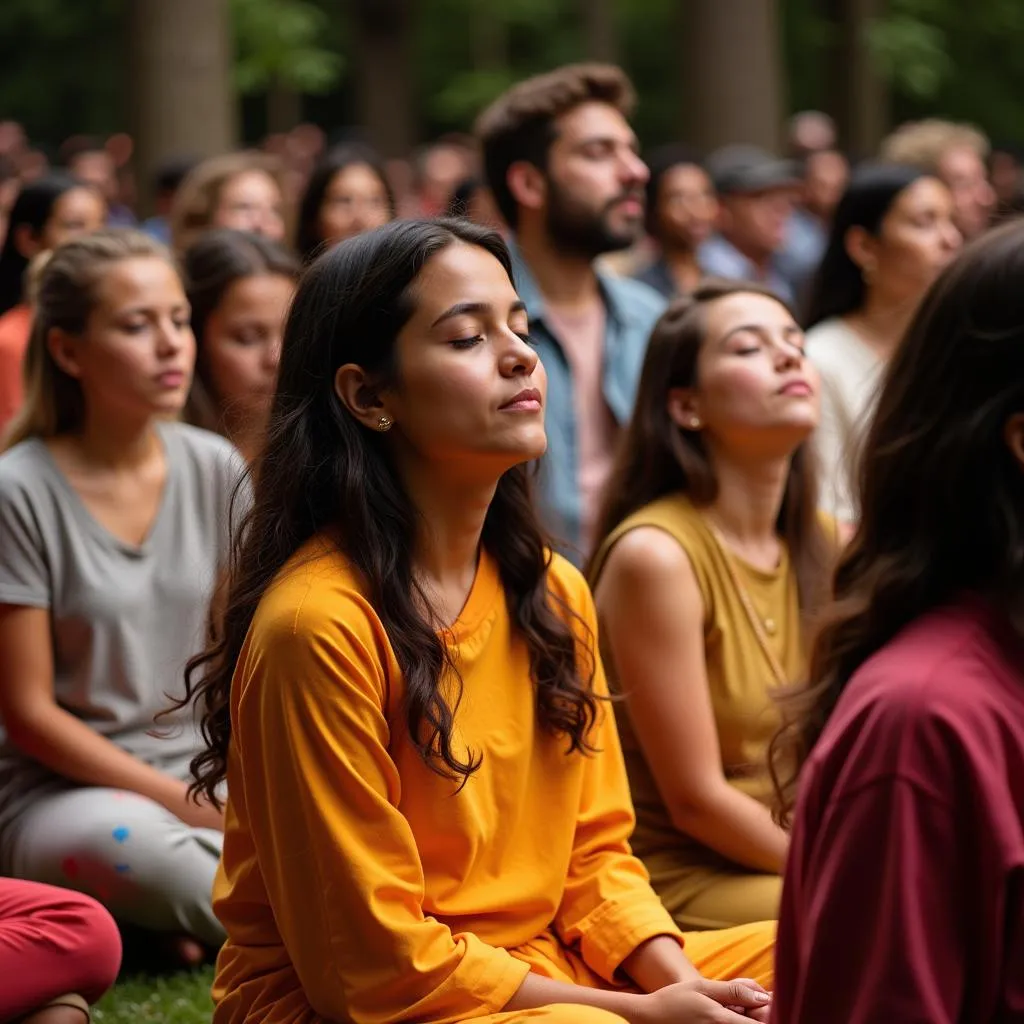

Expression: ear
xmin=844 ymin=225 xmax=878 ymax=278
xmin=667 ymin=387 xmax=703 ymax=432
xmin=506 ymin=160 xmax=547 ymax=215
xmin=46 ymin=327 xmax=83 ymax=380
xmin=1005 ymin=412 xmax=1024 ymax=471
xmin=333 ymin=363 xmax=393 ymax=432
xmin=13 ymin=223 xmax=41 ymax=261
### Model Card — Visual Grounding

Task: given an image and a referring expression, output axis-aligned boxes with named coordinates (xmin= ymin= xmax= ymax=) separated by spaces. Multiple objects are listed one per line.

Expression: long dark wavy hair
xmin=772 ymin=219 xmax=1024 ymax=825
xmin=182 ymin=217 xmax=599 ymax=805
xmin=803 ymin=162 xmax=927 ymax=329
xmin=589 ymin=279 xmax=832 ymax=621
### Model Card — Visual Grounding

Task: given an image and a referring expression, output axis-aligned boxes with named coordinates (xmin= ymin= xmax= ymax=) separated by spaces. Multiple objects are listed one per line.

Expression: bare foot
xmin=20 ymin=1005 xmax=89 ymax=1024
xmin=166 ymin=933 xmax=206 ymax=968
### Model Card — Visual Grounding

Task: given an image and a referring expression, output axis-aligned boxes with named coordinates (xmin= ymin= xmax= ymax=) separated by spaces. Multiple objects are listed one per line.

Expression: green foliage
xmin=233 ymin=0 xmax=343 ymax=95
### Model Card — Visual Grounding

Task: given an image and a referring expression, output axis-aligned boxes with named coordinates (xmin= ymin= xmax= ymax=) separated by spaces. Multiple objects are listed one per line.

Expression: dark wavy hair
xmin=804 ymin=162 xmax=927 ymax=329
xmin=0 ymin=174 xmax=89 ymax=315
xmin=590 ymin=279 xmax=832 ymax=620
xmin=296 ymin=144 xmax=395 ymax=262
xmin=772 ymin=219 xmax=1024 ymax=825
xmin=182 ymin=217 xmax=599 ymax=804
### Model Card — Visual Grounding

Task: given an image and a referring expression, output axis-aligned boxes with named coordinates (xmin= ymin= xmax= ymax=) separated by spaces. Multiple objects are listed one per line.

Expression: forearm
xmin=671 ymin=784 xmax=787 ymax=873
xmin=621 ymin=935 xmax=700 ymax=991
xmin=5 ymin=703 xmax=185 ymax=807
xmin=503 ymin=972 xmax=646 ymax=1022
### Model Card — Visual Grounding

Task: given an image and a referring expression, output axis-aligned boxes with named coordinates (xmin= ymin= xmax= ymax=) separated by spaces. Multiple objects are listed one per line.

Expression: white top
xmin=806 ymin=317 xmax=885 ymax=523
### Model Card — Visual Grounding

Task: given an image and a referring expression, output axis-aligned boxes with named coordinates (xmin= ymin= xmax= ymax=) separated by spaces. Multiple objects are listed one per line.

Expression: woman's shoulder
xmin=162 ymin=421 xmax=241 ymax=467
xmin=0 ymin=437 xmax=49 ymax=494
xmin=595 ymin=494 xmax=711 ymax=574
xmin=252 ymin=537 xmax=379 ymax=645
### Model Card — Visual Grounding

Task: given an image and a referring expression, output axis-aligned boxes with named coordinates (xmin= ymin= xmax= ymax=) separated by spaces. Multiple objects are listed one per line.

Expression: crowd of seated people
xmin=0 ymin=62 xmax=1020 ymax=1024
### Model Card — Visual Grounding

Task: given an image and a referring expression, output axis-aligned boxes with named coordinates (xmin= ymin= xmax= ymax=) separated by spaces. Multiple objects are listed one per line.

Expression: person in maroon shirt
xmin=769 ymin=217 xmax=1024 ymax=1023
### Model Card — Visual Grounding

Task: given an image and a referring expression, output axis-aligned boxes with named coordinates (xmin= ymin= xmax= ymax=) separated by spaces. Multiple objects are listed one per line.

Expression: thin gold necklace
xmin=705 ymin=523 xmax=789 ymax=689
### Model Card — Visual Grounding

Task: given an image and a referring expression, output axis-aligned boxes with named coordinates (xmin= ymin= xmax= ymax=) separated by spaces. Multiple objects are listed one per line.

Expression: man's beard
xmin=544 ymin=177 xmax=644 ymax=259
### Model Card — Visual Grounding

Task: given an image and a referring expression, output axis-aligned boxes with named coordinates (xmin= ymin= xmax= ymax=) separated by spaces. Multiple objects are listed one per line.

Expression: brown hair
xmin=475 ymin=63 xmax=636 ymax=229
xmin=770 ymin=219 xmax=1024 ymax=826
xmin=3 ymin=229 xmax=174 ymax=449
xmin=590 ymin=279 xmax=832 ymax=620
xmin=169 ymin=151 xmax=287 ymax=254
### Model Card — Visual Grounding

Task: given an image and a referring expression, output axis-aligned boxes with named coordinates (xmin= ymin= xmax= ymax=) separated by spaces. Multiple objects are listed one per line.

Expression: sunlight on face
xmin=689 ymin=291 xmax=819 ymax=456
xmin=384 ymin=242 xmax=547 ymax=473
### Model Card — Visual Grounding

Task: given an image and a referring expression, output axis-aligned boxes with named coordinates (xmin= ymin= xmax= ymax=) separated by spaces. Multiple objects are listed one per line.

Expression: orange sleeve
xmin=233 ymin=589 xmax=529 ymax=1024
xmin=552 ymin=580 xmax=685 ymax=982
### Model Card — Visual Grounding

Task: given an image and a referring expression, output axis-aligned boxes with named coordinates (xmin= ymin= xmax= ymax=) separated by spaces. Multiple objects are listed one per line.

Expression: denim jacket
xmin=507 ymin=240 xmax=666 ymax=562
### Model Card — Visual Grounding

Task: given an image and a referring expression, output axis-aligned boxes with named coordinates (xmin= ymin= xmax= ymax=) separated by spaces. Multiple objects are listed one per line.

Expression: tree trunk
xmin=680 ymin=0 xmax=785 ymax=153
xmin=827 ymin=0 xmax=888 ymax=158
xmin=580 ymin=0 xmax=618 ymax=64
xmin=349 ymin=0 xmax=415 ymax=159
xmin=267 ymin=81 xmax=303 ymax=136
xmin=128 ymin=0 xmax=236 ymax=217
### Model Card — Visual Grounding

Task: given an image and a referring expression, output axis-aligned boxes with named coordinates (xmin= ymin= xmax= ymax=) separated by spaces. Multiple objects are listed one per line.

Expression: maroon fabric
xmin=0 ymin=877 xmax=121 ymax=1018
xmin=773 ymin=599 xmax=1024 ymax=1023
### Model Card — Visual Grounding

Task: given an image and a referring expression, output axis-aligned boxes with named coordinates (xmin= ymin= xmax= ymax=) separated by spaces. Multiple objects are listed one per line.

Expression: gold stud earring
xmin=689 ymin=417 xmax=701 ymax=429
xmin=376 ymin=415 xmax=392 ymax=432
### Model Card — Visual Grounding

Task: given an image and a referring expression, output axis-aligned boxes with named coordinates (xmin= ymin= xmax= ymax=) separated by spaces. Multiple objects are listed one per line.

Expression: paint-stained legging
xmin=3 ymin=787 xmax=224 ymax=947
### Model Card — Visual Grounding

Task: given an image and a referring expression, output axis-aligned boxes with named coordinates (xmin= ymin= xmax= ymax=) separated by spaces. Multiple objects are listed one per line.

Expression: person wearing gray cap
xmin=699 ymin=145 xmax=802 ymax=305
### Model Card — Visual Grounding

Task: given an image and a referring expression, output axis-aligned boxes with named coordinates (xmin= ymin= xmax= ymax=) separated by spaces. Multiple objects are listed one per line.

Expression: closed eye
xmin=450 ymin=335 xmax=483 ymax=350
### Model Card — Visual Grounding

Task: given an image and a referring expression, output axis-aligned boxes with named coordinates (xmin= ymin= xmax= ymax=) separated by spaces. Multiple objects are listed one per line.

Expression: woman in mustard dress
xmin=589 ymin=280 xmax=836 ymax=931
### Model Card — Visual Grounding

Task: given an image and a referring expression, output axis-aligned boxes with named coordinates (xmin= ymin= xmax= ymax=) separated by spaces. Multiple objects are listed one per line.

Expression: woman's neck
xmin=398 ymin=458 xmax=497 ymax=627
xmin=844 ymin=289 xmax=919 ymax=361
xmin=223 ymin=409 xmax=268 ymax=465
xmin=702 ymin=450 xmax=792 ymax=566
xmin=663 ymin=246 xmax=702 ymax=294
xmin=67 ymin=411 xmax=160 ymax=471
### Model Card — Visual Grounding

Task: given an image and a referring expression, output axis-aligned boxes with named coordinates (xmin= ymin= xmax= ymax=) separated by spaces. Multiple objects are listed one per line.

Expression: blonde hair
xmin=4 ymin=229 xmax=174 ymax=449
xmin=23 ymin=249 xmax=53 ymax=307
xmin=169 ymin=151 xmax=288 ymax=254
xmin=879 ymin=119 xmax=990 ymax=172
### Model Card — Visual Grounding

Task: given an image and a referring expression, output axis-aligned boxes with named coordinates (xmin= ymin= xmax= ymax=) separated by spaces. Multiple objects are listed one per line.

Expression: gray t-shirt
xmin=0 ymin=422 xmax=246 ymax=836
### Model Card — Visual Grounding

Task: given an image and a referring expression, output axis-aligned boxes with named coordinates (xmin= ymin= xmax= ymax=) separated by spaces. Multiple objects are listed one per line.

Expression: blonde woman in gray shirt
xmin=0 ymin=230 xmax=245 ymax=966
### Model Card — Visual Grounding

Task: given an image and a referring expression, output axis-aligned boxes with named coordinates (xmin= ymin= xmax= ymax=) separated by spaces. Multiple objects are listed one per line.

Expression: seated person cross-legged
xmin=589 ymin=281 xmax=835 ymax=932
xmin=183 ymin=220 xmax=778 ymax=1024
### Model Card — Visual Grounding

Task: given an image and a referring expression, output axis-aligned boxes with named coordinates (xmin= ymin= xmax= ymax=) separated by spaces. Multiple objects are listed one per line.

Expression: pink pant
xmin=0 ymin=878 xmax=121 ymax=1019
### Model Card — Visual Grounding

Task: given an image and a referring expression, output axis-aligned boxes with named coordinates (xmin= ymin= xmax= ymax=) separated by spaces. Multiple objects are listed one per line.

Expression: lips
xmin=156 ymin=370 xmax=187 ymax=388
xmin=778 ymin=380 xmax=813 ymax=397
xmin=500 ymin=387 xmax=543 ymax=411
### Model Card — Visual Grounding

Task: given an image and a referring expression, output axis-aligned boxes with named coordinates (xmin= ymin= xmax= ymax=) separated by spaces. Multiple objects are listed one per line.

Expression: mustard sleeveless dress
xmin=590 ymin=493 xmax=804 ymax=930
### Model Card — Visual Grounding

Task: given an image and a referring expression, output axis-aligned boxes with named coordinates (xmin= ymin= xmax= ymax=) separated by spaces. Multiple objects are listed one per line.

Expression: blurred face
xmin=803 ymin=150 xmax=849 ymax=221
xmin=678 ymin=292 xmax=818 ymax=459
xmin=317 ymin=164 xmax=391 ymax=245
xmin=858 ymin=177 xmax=961 ymax=306
xmin=70 ymin=150 xmax=118 ymax=203
xmin=720 ymin=188 xmax=795 ymax=261
xmin=38 ymin=187 xmax=106 ymax=250
xmin=201 ymin=272 xmax=294 ymax=426
xmin=990 ymin=151 xmax=1021 ymax=204
xmin=656 ymin=163 xmax=718 ymax=251
xmin=214 ymin=170 xmax=286 ymax=241
xmin=381 ymin=242 xmax=547 ymax=474
xmin=938 ymin=145 xmax=995 ymax=239
xmin=53 ymin=257 xmax=194 ymax=421
xmin=544 ymin=100 xmax=649 ymax=257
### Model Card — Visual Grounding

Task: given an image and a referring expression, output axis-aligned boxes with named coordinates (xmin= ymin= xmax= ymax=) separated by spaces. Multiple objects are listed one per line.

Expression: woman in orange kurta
xmin=182 ymin=219 xmax=776 ymax=1024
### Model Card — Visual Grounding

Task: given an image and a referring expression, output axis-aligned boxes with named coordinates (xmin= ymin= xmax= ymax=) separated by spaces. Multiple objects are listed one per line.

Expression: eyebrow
xmin=571 ymin=132 xmax=641 ymax=152
xmin=430 ymin=299 xmax=527 ymax=328
xmin=718 ymin=322 xmax=801 ymax=345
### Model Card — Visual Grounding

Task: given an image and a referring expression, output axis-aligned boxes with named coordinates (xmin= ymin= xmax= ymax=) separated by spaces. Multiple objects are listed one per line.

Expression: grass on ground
xmin=92 ymin=967 xmax=214 ymax=1024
